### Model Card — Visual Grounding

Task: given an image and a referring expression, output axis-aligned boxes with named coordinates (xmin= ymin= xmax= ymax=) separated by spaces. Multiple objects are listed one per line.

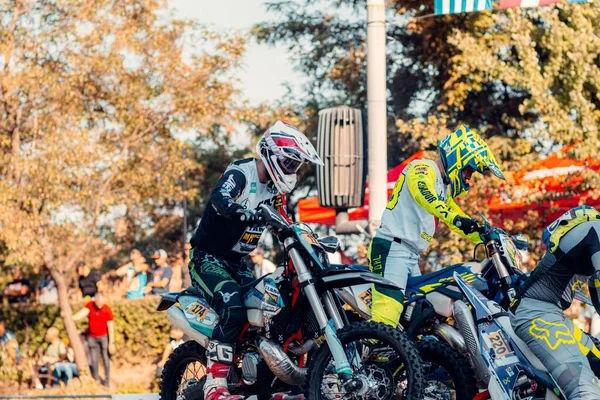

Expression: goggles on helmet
xmin=277 ymin=155 xmax=303 ymax=175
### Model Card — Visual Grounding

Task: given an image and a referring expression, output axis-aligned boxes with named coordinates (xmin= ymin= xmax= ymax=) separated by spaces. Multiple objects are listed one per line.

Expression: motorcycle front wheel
xmin=304 ymin=321 xmax=425 ymax=400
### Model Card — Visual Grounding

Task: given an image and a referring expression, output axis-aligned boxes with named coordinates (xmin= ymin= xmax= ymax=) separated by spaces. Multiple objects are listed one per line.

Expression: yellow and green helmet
xmin=437 ymin=125 xmax=505 ymax=198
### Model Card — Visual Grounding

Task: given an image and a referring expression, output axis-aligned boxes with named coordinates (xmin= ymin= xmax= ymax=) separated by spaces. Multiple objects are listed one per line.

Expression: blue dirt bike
xmin=452 ymin=270 xmax=569 ymax=399
xmin=337 ymin=216 xmax=532 ymax=399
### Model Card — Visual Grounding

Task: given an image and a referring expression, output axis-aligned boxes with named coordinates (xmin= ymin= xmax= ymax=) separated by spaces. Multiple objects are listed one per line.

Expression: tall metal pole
xmin=367 ymin=0 xmax=388 ymax=235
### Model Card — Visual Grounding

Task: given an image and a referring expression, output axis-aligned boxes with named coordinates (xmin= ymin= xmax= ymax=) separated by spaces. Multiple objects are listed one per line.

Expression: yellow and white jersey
xmin=376 ymin=158 xmax=480 ymax=252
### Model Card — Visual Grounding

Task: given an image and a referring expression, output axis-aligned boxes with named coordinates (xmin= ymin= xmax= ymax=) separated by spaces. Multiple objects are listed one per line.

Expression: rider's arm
xmin=210 ymin=169 xmax=247 ymax=218
xmin=407 ymin=162 xmax=481 ymax=244
xmin=446 ymin=196 xmax=483 ymax=244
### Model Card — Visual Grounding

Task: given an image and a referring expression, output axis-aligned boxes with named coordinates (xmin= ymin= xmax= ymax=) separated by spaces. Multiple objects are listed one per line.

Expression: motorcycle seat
xmin=407 ymin=267 xmax=458 ymax=288
xmin=181 ymin=286 xmax=204 ymax=297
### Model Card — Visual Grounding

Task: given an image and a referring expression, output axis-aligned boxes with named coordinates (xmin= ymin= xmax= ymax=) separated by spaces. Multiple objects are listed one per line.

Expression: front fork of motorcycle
xmin=284 ymin=238 xmax=360 ymax=383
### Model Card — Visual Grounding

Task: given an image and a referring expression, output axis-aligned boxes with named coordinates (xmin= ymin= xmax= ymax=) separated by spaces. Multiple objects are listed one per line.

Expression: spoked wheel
xmin=160 ymin=341 xmax=207 ymax=400
xmin=417 ymin=339 xmax=477 ymax=400
xmin=304 ymin=321 xmax=425 ymax=400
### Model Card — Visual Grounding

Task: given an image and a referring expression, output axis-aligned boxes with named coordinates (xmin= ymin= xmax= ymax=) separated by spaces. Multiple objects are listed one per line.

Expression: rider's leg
xmin=189 ymin=250 xmax=246 ymax=400
xmin=512 ymin=298 xmax=600 ymax=399
xmin=572 ymin=323 xmax=600 ymax=377
xmin=369 ymin=237 xmax=419 ymax=327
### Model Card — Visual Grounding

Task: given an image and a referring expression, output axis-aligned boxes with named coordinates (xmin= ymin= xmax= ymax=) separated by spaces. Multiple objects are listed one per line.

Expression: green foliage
xmin=0 ymin=298 xmax=170 ymax=365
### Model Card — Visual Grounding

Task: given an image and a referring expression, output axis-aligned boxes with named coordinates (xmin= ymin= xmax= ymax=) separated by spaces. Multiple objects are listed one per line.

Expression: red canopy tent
xmin=488 ymin=145 xmax=600 ymax=226
xmin=297 ymin=151 xmax=424 ymax=225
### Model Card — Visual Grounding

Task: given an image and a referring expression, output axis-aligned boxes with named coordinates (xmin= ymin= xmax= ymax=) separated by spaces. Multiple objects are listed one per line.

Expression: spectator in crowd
xmin=356 ymin=243 xmax=369 ymax=266
xmin=181 ymin=243 xmax=192 ymax=288
xmin=155 ymin=327 xmax=185 ymax=377
xmin=0 ymin=320 xmax=20 ymax=366
xmin=33 ymin=327 xmax=78 ymax=388
xmin=77 ymin=261 xmax=103 ymax=302
xmin=249 ymin=246 xmax=277 ymax=278
xmin=115 ymin=248 xmax=149 ymax=299
xmin=54 ymin=337 xmax=78 ymax=385
xmin=144 ymin=249 xmax=173 ymax=295
xmin=73 ymin=293 xmax=115 ymax=387
xmin=3 ymin=266 xmax=31 ymax=304
xmin=36 ymin=266 xmax=58 ymax=305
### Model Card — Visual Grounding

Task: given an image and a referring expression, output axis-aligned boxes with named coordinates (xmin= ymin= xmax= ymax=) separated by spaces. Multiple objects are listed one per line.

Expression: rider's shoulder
xmin=226 ymin=158 xmax=259 ymax=176
xmin=407 ymin=159 xmax=437 ymax=175
xmin=230 ymin=157 xmax=258 ymax=168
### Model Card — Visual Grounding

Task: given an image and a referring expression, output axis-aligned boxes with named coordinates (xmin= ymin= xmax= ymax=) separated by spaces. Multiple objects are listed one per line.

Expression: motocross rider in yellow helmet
xmin=369 ymin=125 xmax=505 ymax=327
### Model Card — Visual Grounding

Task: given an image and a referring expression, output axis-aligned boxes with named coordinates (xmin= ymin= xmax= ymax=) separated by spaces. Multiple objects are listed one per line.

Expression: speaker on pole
xmin=316 ymin=106 xmax=366 ymax=209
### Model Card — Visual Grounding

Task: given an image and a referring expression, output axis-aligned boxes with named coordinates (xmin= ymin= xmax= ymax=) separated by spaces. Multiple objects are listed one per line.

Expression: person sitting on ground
xmin=249 ymin=246 xmax=277 ymax=278
xmin=115 ymin=249 xmax=150 ymax=299
xmin=77 ymin=261 xmax=103 ymax=302
xmin=156 ymin=327 xmax=185 ymax=377
xmin=36 ymin=266 xmax=58 ymax=305
xmin=0 ymin=320 xmax=20 ymax=366
xmin=53 ymin=337 xmax=78 ymax=386
xmin=144 ymin=249 xmax=173 ymax=295
xmin=33 ymin=327 xmax=77 ymax=389
xmin=3 ymin=266 xmax=31 ymax=304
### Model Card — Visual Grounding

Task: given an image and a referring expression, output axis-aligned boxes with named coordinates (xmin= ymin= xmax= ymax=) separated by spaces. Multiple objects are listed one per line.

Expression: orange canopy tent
xmin=297 ymin=151 xmax=424 ymax=225
xmin=488 ymin=145 xmax=600 ymax=226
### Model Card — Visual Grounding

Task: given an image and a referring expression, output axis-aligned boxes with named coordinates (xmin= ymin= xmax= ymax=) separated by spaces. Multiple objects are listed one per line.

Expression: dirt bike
xmin=336 ymin=216 xmax=533 ymax=399
xmin=451 ymin=268 xmax=594 ymax=399
xmin=158 ymin=203 xmax=425 ymax=400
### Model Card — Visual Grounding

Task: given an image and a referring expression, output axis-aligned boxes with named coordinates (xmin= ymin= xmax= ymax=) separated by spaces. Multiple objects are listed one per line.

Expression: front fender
xmin=314 ymin=267 xmax=401 ymax=294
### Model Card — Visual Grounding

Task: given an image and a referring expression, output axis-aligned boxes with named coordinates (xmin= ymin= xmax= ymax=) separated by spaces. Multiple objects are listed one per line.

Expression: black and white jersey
xmin=191 ymin=158 xmax=288 ymax=263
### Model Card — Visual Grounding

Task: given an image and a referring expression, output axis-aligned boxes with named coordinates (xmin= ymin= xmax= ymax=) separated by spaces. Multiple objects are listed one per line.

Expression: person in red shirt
xmin=73 ymin=293 xmax=115 ymax=387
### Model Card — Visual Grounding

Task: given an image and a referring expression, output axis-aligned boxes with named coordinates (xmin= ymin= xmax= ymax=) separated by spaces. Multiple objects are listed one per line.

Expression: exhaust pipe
xmin=258 ymin=338 xmax=307 ymax=385
xmin=432 ymin=323 xmax=466 ymax=352
xmin=166 ymin=306 xmax=209 ymax=348
xmin=453 ymin=300 xmax=490 ymax=385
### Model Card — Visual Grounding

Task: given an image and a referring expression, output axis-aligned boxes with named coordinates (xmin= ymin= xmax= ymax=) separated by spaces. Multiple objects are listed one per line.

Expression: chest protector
xmin=542 ymin=205 xmax=600 ymax=253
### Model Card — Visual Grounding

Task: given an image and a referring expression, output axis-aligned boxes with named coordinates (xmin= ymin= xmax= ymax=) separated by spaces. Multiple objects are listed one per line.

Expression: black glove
xmin=453 ymin=216 xmax=479 ymax=235
xmin=236 ymin=208 xmax=257 ymax=224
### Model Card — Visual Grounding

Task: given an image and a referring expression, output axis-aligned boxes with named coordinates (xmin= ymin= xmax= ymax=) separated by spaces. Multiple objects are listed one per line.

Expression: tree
xmin=255 ymin=0 xmax=600 ymax=266
xmin=0 ymin=0 xmax=244 ymax=372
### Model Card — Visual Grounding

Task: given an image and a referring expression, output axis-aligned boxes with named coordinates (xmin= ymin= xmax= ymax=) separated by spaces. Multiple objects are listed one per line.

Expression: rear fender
xmin=157 ymin=292 xmax=179 ymax=311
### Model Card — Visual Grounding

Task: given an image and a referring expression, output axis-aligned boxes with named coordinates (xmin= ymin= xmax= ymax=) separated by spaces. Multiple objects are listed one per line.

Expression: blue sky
xmin=171 ymin=0 xmax=303 ymax=104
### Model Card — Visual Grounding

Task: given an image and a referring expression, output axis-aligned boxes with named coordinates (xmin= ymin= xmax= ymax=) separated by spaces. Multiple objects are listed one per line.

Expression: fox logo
xmin=529 ymin=318 xmax=576 ymax=350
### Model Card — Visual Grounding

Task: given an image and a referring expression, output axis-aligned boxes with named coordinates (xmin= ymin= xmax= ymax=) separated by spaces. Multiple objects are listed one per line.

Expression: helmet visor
xmin=277 ymin=155 xmax=303 ymax=175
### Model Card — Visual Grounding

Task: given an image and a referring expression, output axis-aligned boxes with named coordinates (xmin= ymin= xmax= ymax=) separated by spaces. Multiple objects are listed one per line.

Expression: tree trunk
xmin=40 ymin=232 xmax=90 ymax=374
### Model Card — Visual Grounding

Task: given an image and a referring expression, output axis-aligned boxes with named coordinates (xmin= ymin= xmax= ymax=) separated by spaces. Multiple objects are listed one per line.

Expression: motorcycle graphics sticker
xmin=184 ymin=300 xmax=217 ymax=325
xmin=232 ymin=225 xmax=263 ymax=254
xmin=484 ymin=331 xmax=510 ymax=358
xmin=359 ymin=289 xmax=373 ymax=309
